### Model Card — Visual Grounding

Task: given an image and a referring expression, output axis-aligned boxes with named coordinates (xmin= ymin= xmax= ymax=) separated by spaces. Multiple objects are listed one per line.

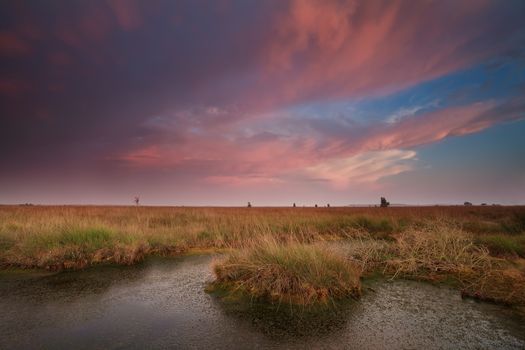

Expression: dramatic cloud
xmin=302 ymin=150 xmax=417 ymax=188
xmin=109 ymin=96 xmax=523 ymax=191
xmin=0 ymin=0 xmax=524 ymax=204
xmin=257 ymin=0 xmax=523 ymax=106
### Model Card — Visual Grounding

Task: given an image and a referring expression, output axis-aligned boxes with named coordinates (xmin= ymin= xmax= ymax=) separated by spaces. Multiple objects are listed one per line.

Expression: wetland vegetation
xmin=1 ymin=205 xmax=524 ymax=308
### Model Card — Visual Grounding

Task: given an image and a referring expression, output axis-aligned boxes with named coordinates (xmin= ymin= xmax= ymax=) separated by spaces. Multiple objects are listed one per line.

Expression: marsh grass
xmin=0 ymin=205 xmax=524 ymax=271
xmin=339 ymin=221 xmax=525 ymax=306
xmin=1 ymin=205 xmax=524 ymax=307
xmin=209 ymin=236 xmax=362 ymax=306
xmin=475 ymin=234 xmax=525 ymax=257
xmin=386 ymin=222 xmax=493 ymax=278
xmin=460 ymin=268 xmax=525 ymax=306
xmin=0 ymin=206 xmax=406 ymax=270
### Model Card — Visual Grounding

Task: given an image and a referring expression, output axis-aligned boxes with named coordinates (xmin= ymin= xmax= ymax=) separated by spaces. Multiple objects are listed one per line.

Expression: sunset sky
xmin=1 ymin=0 xmax=524 ymax=206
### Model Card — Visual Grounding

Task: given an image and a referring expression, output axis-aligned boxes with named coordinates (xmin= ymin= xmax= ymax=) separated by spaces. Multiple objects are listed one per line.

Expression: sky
xmin=0 ymin=0 xmax=524 ymax=206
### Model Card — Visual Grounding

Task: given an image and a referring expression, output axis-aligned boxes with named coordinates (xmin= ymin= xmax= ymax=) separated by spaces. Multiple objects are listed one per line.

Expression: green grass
xmin=476 ymin=234 xmax=525 ymax=257
xmin=22 ymin=227 xmax=116 ymax=253
xmin=57 ymin=227 xmax=113 ymax=248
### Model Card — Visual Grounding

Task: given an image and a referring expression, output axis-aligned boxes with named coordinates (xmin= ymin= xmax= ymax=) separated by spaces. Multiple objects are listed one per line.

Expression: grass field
xmin=1 ymin=205 xmax=524 ymax=306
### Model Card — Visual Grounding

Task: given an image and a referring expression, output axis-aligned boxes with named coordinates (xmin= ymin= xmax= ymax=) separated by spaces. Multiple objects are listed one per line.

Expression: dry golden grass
xmin=1 ymin=205 xmax=524 ymax=306
xmin=0 ymin=205 xmax=406 ymax=269
xmin=339 ymin=221 xmax=525 ymax=306
xmin=210 ymin=236 xmax=361 ymax=305
xmin=386 ymin=222 xmax=493 ymax=278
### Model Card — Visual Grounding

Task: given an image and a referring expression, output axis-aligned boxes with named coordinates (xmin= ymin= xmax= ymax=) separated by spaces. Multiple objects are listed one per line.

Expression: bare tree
xmin=134 ymin=196 xmax=140 ymax=206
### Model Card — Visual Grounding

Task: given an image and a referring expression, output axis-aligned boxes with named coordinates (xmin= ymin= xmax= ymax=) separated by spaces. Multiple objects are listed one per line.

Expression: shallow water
xmin=1 ymin=255 xmax=524 ymax=350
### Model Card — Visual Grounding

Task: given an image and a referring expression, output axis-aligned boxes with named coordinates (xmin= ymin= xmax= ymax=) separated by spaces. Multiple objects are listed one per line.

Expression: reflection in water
xmin=211 ymin=293 xmax=356 ymax=339
xmin=1 ymin=255 xmax=524 ymax=350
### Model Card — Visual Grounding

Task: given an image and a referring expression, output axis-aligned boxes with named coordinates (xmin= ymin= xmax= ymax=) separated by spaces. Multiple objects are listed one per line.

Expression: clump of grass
xmin=209 ymin=237 xmax=361 ymax=306
xmin=342 ymin=222 xmax=525 ymax=306
xmin=341 ymin=222 xmax=493 ymax=280
xmin=461 ymin=268 xmax=525 ymax=306
xmin=329 ymin=236 xmax=393 ymax=274
xmin=385 ymin=222 xmax=493 ymax=279
xmin=475 ymin=234 xmax=525 ymax=258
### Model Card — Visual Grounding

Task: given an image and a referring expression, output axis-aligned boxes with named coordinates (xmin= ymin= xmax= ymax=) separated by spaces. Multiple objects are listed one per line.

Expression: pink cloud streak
xmin=249 ymin=0 xmax=507 ymax=111
xmin=112 ymin=97 xmax=523 ymax=187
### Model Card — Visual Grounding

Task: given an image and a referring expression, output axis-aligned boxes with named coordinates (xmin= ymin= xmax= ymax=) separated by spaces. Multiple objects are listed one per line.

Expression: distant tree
xmin=134 ymin=196 xmax=140 ymax=206
xmin=293 ymin=203 xmax=296 ymax=207
xmin=327 ymin=203 xmax=330 ymax=208
xmin=464 ymin=201 xmax=473 ymax=206
xmin=315 ymin=204 xmax=318 ymax=208
xmin=380 ymin=197 xmax=390 ymax=208
xmin=481 ymin=203 xmax=487 ymax=206
xmin=247 ymin=202 xmax=252 ymax=208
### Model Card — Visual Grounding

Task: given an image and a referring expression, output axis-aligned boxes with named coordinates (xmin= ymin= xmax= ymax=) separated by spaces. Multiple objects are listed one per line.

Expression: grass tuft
xmin=475 ymin=234 xmax=525 ymax=258
xmin=210 ymin=236 xmax=361 ymax=306
xmin=386 ymin=222 xmax=492 ymax=278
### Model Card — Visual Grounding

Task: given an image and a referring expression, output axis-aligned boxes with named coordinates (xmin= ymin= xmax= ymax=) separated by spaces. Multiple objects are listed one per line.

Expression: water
xmin=1 ymin=255 xmax=524 ymax=350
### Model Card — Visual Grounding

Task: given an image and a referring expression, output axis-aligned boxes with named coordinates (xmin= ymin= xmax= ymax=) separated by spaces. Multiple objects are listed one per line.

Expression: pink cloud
xmin=249 ymin=0 xmax=502 ymax=109
xmin=111 ymin=97 xmax=522 ymax=188
xmin=360 ymin=102 xmax=498 ymax=151
xmin=303 ymin=150 xmax=417 ymax=188
xmin=115 ymin=145 xmax=163 ymax=166
xmin=205 ymin=175 xmax=284 ymax=187
xmin=0 ymin=32 xmax=31 ymax=56
xmin=106 ymin=0 xmax=143 ymax=31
